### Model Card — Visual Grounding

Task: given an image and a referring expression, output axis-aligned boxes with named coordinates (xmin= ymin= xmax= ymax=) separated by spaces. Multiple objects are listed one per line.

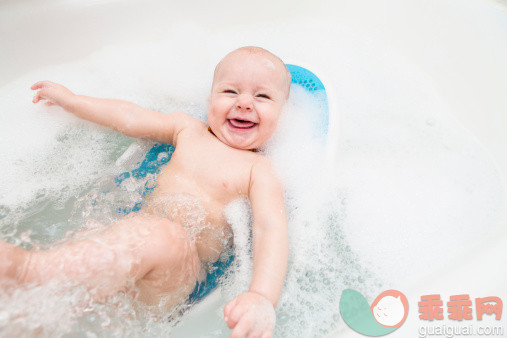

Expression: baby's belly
xmin=140 ymin=192 xmax=233 ymax=265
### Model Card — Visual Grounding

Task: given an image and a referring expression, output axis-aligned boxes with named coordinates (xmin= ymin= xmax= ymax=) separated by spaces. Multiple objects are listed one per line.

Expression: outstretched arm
xmin=31 ymin=81 xmax=193 ymax=144
xmin=224 ymin=157 xmax=288 ymax=338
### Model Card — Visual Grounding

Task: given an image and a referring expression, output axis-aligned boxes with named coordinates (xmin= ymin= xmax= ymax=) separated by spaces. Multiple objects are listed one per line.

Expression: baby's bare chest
xmin=146 ymin=134 xmax=255 ymax=219
xmin=161 ymin=147 xmax=250 ymax=196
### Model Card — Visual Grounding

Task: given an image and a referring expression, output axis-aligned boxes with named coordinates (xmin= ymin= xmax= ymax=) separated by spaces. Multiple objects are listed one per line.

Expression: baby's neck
xmin=207 ymin=126 xmax=258 ymax=152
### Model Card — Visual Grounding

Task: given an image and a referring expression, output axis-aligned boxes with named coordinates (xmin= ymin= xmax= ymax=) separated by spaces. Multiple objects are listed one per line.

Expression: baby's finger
xmin=230 ymin=316 xmax=252 ymax=338
xmin=224 ymin=297 xmax=239 ymax=320
xmin=30 ymin=82 xmax=42 ymax=90
xmin=32 ymin=92 xmax=43 ymax=103
xmin=227 ymin=304 xmax=250 ymax=329
xmin=30 ymin=81 xmax=50 ymax=90
xmin=32 ymin=89 xmax=48 ymax=104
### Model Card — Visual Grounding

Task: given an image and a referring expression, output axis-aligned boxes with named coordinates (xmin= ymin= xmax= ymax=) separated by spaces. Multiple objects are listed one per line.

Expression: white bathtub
xmin=1 ymin=0 xmax=506 ymax=337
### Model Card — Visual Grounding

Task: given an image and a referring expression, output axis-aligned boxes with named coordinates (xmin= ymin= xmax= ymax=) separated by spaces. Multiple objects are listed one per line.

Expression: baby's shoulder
xmin=171 ymin=113 xmax=207 ymax=142
xmin=249 ymin=154 xmax=279 ymax=180
xmin=247 ymin=154 xmax=284 ymax=203
xmin=175 ymin=113 xmax=206 ymax=131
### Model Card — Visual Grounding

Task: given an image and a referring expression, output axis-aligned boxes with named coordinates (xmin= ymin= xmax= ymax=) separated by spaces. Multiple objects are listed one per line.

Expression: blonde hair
xmin=213 ymin=46 xmax=291 ymax=98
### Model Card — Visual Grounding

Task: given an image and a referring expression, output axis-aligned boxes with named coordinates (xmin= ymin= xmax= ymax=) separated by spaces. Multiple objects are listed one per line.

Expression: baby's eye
xmin=256 ymin=93 xmax=271 ymax=99
xmin=223 ymin=89 xmax=237 ymax=94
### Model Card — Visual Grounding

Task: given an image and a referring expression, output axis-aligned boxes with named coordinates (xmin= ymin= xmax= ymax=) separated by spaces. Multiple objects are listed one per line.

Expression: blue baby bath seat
xmin=114 ymin=64 xmax=329 ymax=303
xmin=286 ymin=64 xmax=329 ymax=135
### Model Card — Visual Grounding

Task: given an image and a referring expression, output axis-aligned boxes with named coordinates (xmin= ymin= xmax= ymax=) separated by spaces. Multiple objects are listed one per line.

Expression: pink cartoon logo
xmin=371 ymin=290 xmax=409 ymax=328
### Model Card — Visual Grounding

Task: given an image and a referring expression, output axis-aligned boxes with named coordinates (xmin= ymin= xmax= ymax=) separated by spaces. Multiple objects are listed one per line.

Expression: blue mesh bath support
xmin=286 ymin=64 xmax=329 ymax=135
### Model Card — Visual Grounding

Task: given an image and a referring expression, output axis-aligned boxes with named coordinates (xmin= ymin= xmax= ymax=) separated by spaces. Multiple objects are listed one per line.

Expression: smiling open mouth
xmin=228 ymin=119 xmax=257 ymax=129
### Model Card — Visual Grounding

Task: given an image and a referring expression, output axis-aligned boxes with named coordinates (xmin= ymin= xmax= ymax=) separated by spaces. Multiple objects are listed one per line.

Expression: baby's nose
xmin=236 ymin=94 xmax=253 ymax=111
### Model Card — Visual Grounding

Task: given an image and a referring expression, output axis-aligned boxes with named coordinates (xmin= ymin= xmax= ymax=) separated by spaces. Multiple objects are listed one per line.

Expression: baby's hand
xmin=31 ymin=81 xmax=75 ymax=108
xmin=224 ymin=292 xmax=276 ymax=338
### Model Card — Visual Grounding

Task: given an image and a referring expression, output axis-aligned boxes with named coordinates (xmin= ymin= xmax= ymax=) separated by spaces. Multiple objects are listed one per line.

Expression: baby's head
xmin=208 ymin=46 xmax=291 ymax=150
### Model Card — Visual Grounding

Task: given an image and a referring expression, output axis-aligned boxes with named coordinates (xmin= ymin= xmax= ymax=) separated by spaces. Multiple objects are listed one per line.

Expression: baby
xmin=1 ymin=46 xmax=290 ymax=337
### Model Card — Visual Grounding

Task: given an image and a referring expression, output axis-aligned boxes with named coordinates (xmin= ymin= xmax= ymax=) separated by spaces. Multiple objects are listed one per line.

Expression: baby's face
xmin=208 ymin=50 xmax=289 ymax=150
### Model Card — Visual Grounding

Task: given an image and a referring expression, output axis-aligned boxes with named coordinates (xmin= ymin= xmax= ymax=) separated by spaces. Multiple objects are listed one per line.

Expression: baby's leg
xmin=2 ymin=214 xmax=202 ymax=306
xmin=0 ymin=241 xmax=27 ymax=283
